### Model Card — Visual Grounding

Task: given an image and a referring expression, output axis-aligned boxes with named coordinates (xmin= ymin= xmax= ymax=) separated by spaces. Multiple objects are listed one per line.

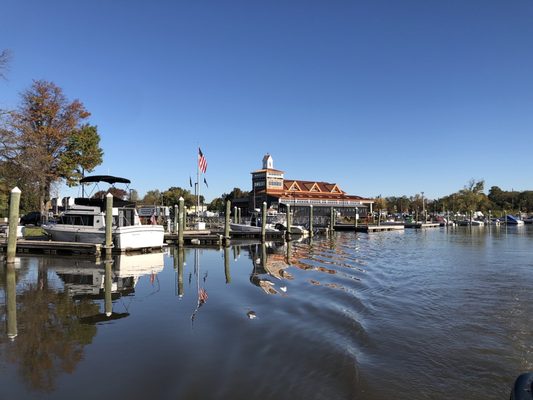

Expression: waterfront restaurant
xmin=241 ymin=154 xmax=374 ymax=224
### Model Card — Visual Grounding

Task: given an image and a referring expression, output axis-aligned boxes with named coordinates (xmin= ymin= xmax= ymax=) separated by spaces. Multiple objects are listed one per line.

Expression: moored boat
xmin=42 ymin=176 xmax=164 ymax=251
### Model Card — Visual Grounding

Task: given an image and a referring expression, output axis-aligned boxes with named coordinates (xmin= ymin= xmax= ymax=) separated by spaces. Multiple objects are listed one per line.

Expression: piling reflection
xmin=248 ymin=242 xmax=293 ymax=295
xmin=6 ymin=264 xmax=17 ymax=340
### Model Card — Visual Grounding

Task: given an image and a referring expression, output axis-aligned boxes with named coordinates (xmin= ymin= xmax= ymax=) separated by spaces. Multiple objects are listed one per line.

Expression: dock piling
xmin=178 ymin=197 xmax=185 ymax=246
xmin=173 ymin=204 xmax=179 ymax=234
xmin=286 ymin=204 xmax=292 ymax=239
xmin=224 ymin=199 xmax=231 ymax=244
xmin=6 ymin=187 xmax=21 ymax=264
xmin=105 ymin=193 xmax=113 ymax=257
xmin=309 ymin=205 xmax=314 ymax=238
xmin=261 ymin=201 xmax=267 ymax=241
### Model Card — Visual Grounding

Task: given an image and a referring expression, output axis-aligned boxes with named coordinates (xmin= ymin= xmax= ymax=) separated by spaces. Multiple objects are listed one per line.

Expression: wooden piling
xmin=329 ymin=207 xmax=335 ymax=233
xmin=355 ymin=206 xmax=358 ymax=228
xmin=7 ymin=187 xmax=21 ymax=264
xmin=237 ymin=208 xmax=241 ymax=224
xmin=224 ymin=199 xmax=231 ymax=242
xmin=286 ymin=204 xmax=292 ymax=234
xmin=178 ymin=197 xmax=184 ymax=246
xmin=173 ymin=204 xmax=179 ymax=234
xmin=105 ymin=193 xmax=113 ymax=256
xmin=234 ymin=206 xmax=238 ymax=224
xmin=309 ymin=205 xmax=314 ymax=238
xmin=261 ymin=201 xmax=267 ymax=241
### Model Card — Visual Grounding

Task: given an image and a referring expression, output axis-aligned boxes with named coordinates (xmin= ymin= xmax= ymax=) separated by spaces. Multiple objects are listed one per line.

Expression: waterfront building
xmin=239 ymin=154 xmax=374 ymax=223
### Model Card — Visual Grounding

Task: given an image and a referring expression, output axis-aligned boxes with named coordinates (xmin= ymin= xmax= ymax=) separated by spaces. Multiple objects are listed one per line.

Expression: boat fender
xmin=510 ymin=372 xmax=533 ymax=400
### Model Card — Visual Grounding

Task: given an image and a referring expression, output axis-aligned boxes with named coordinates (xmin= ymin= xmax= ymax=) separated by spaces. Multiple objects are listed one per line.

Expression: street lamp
xmin=421 ymin=191 xmax=425 ymax=222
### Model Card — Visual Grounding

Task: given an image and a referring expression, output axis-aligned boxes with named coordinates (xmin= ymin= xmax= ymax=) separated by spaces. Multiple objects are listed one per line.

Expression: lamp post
xmin=421 ymin=191 xmax=425 ymax=223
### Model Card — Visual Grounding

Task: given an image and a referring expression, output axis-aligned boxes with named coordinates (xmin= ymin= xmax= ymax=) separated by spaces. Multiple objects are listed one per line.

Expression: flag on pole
xmin=189 ymin=176 xmax=193 ymax=188
xmin=198 ymin=148 xmax=207 ymax=173
xmin=204 ymin=177 xmax=208 ymax=188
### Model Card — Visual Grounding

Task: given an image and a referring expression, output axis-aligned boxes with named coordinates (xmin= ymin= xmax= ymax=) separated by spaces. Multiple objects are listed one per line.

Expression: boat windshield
xmin=57 ymin=214 xmax=95 ymax=226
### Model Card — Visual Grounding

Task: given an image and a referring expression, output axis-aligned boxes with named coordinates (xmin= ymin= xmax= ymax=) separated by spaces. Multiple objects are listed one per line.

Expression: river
xmin=1 ymin=225 xmax=532 ymax=399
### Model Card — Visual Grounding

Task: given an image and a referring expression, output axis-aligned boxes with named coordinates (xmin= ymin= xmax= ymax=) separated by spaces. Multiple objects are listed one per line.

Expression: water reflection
xmin=0 ymin=251 xmax=165 ymax=393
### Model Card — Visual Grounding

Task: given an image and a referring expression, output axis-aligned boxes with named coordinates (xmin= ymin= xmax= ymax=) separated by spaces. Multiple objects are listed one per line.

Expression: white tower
xmin=262 ymin=153 xmax=273 ymax=169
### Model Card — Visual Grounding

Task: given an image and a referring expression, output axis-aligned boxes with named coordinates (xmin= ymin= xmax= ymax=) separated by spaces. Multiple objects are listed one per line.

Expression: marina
xmin=2 ymin=227 xmax=533 ymax=399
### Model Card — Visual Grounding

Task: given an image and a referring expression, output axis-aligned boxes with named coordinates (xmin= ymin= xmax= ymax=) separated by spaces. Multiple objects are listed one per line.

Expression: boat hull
xmin=42 ymin=224 xmax=164 ymax=250
xmin=230 ymin=223 xmax=278 ymax=233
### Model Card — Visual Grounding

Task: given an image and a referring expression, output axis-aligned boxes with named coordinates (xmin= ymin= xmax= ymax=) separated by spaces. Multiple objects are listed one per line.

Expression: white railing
xmin=278 ymin=198 xmax=367 ymax=207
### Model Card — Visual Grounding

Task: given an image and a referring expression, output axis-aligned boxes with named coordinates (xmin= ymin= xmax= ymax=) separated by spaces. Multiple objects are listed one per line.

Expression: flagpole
xmin=197 ymin=148 xmax=200 ymax=221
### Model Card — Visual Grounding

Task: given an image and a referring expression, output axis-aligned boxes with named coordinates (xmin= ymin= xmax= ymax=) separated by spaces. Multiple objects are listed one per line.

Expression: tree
xmin=142 ymin=189 xmax=161 ymax=205
xmin=5 ymin=80 xmax=102 ymax=213
xmin=58 ymin=124 xmax=104 ymax=186
xmin=224 ymin=187 xmax=250 ymax=201
xmin=91 ymin=188 xmax=128 ymax=200
xmin=208 ymin=197 xmax=225 ymax=213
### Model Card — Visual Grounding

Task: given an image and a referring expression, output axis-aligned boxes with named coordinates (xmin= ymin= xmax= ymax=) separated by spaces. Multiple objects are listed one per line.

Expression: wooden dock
xmin=356 ymin=225 xmax=405 ymax=233
xmin=165 ymin=230 xmax=223 ymax=246
xmin=335 ymin=224 xmax=405 ymax=233
xmin=164 ymin=229 xmax=286 ymax=246
xmin=405 ymin=223 xmax=440 ymax=229
xmin=0 ymin=239 xmax=102 ymax=257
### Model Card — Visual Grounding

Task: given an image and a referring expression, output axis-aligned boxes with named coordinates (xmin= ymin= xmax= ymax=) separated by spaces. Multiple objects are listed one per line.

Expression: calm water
xmin=1 ymin=226 xmax=533 ymax=399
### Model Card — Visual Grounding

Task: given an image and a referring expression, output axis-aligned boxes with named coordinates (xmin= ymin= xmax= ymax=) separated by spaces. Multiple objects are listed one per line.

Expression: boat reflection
xmin=0 ymin=251 xmax=165 ymax=393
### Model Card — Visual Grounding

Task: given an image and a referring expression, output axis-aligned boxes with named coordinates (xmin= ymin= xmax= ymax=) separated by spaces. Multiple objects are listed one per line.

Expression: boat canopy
xmin=80 ymin=175 xmax=131 ymax=185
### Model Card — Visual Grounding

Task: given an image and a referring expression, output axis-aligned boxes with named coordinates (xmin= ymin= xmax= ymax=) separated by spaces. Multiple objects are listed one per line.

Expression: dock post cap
xmin=106 ymin=192 xmax=113 ymax=198
xmin=263 ymin=201 xmax=267 ymax=205
xmin=11 ymin=187 xmax=21 ymax=193
xmin=179 ymin=197 xmax=184 ymax=201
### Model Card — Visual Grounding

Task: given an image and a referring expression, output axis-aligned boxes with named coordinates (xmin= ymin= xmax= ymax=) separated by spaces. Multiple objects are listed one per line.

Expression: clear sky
xmin=2 ymin=0 xmax=532 ymax=201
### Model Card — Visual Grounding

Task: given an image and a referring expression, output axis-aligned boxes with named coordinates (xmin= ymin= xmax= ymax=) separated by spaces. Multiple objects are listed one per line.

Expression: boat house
xmin=238 ymin=154 xmax=374 ymax=224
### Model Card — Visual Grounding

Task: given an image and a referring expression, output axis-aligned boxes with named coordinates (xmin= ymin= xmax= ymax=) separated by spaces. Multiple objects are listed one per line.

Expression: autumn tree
xmin=4 ymin=80 xmax=103 ymax=213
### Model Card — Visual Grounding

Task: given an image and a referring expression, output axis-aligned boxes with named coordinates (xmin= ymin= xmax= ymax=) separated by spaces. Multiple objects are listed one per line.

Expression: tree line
xmin=374 ymin=179 xmax=533 ymax=216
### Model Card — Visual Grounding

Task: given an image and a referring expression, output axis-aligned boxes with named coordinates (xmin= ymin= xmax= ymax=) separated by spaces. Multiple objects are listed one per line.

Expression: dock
xmin=0 ymin=239 xmax=102 ymax=257
xmin=164 ymin=229 xmax=286 ymax=246
xmin=334 ymin=223 xmax=405 ymax=232
xmin=405 ymin=223 xmax=440 ymax=229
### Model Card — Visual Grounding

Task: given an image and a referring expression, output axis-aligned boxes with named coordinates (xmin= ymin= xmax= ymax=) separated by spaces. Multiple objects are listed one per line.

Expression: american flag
xmin=198 ymin=148 xmax=207 ymax=174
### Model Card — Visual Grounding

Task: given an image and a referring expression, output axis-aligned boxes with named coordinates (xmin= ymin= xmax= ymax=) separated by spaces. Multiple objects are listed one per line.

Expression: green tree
xmin=58 ymin=124 xmax=104 ymax=186
xmin=142 ymin=189 xmax=161 ymax=205
xmin=208 ymin=197 xmax=225 ymax=212
xmin=224 ymin=187 xmax=250 ymax=201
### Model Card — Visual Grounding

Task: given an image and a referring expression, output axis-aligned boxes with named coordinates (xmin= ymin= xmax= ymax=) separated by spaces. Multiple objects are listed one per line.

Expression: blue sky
xmin=2 ymin=0 xmax=532 ymax=201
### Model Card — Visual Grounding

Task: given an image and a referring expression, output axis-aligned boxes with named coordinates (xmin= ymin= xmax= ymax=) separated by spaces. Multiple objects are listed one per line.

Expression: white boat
xmin=457 ymin=219 xmax=485 ymax=227
xmin=42 ymin=176 xmax=164 ymax=251
xmin=230 ymin=222 xmax=279 ymax=233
